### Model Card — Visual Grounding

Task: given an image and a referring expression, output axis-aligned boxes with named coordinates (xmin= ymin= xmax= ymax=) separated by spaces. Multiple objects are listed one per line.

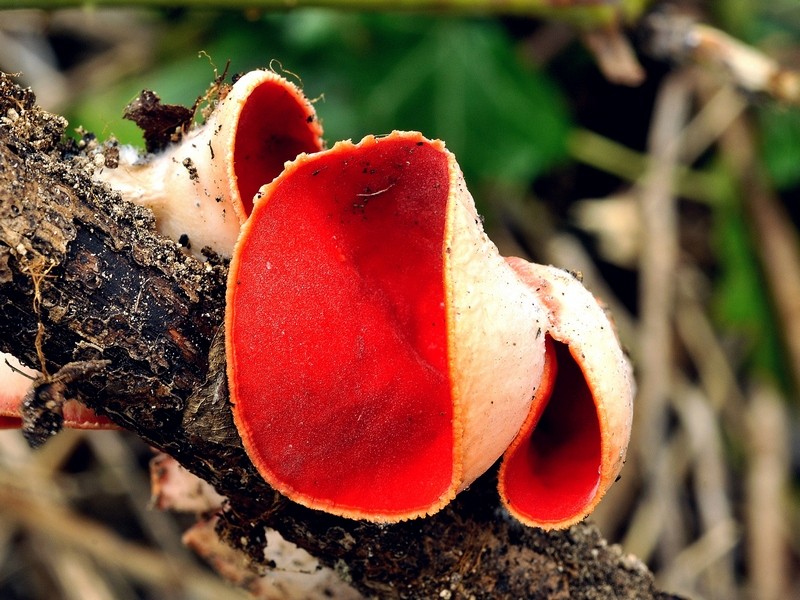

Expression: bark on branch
xmin=0 ymin=73 xmax=677 ymax=599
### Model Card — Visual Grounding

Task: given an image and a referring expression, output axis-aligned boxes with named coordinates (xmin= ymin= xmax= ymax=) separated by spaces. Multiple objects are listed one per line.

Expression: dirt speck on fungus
xmin=123 ymin=88 xmax=194 ymax=153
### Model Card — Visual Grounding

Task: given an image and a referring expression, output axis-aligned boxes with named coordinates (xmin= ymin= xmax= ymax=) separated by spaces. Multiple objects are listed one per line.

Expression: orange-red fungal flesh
xmin=1 ymin=355 xmax=116 ymax=430
xmin=233 ymin=77 xmax=324 ymax=217
xmin=0 ymin=399 xmax=116 ymax=431
xmin=0 ymin=416 xmax=21 ymax=429
xmin=499 ymin=337 xmax=602 ymax=526
xmin=61 ymin=400 xmax=118 ymax=430
xmin=0 ymin=402 xmax=116 ymax=430
xmin=94 ymin=70 xmax=324 ymax=258
xmin=227 ymin=134 xmax=457 ymax=521
xmin=0 ymin=377 xmax=29 ymax=428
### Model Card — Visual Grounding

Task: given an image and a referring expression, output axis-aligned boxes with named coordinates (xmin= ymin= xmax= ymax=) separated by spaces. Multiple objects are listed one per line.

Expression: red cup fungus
xmin=498 ymin=260 xmax=634 ymax=528
xmin=225 ymin=131 xmax=634 ymax=526
xmin=95 ymin=69 xmax=323 ymax=257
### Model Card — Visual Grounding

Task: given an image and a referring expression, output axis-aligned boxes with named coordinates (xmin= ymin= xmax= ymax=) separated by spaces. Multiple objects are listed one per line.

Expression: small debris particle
xmin=178 ymin=234 xmax=191 ymax=249
xmin=182 ymin=157 xmax=199 ymax=181
xmin=104 ymin=145 xmax=119 ymax=168
xmin=123 ymin=89 xmax=193 ymax=153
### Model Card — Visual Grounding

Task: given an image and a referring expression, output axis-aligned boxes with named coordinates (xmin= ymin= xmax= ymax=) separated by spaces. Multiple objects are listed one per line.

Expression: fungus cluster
xmin=1 ymin=69 xmax=634 ymax=530
xmin=225 ymin=131 xmax=633 ymax=528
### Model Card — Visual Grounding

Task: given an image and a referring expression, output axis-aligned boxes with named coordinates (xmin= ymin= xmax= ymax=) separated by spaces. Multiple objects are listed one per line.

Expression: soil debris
xmin=123 ymin=89 xmax=194 ymax=153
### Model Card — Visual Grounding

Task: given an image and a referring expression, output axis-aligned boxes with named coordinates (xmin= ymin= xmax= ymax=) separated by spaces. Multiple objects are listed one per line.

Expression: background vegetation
xmin=0 ymin=1 xmax=799 ymax=599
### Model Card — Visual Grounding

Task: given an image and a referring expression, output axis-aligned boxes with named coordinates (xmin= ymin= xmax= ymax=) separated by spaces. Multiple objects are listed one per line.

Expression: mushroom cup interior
xmin=227 ymin=135 xmax=457 ymax=520
xmin=0 ymin=416 xmax=22 ymax=429
xmin=501 ymin=338 xmax=602 ymax=525
xmin=233 ymin=78 xmax=323 ymax=216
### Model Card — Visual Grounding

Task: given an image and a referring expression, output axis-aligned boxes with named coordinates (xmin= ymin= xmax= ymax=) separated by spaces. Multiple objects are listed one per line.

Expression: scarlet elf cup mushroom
xmin=225 ymin=131 xmax=634 ymax=528
xmin=498 ymin=260 xmax=634 ymax=528
xmin=95 ymin=69 xmax=323 ymax=258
